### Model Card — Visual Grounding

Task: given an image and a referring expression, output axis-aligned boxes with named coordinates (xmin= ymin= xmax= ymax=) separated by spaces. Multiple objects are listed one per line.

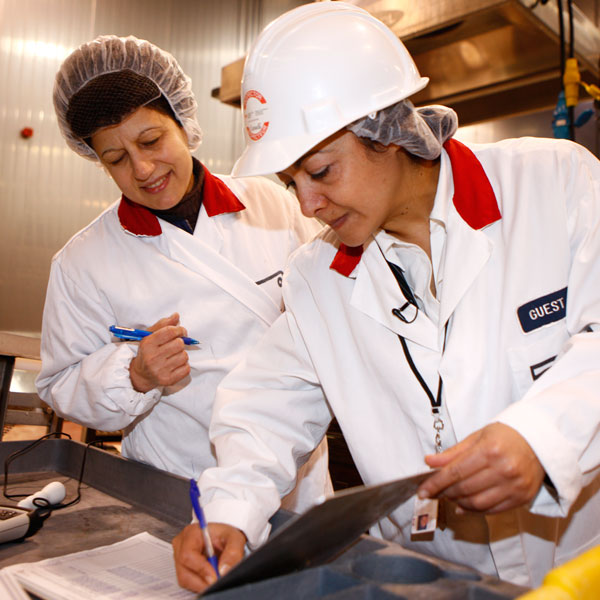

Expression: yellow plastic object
xmin=517 ymin=545 xmax=600 ymax=600
xmin=580 ymin=81 xmax=600 ymax=102
xmin=518 ymin=585 xmax=575 ymax=600
xmin=563 ymin=58 xmax=581 ymax=107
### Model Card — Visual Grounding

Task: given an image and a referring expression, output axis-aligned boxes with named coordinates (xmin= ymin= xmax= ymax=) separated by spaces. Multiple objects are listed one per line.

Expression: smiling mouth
xmin=328 ymin=214 xmax=347 ymax=230
xmin=143 ymin=173 xmax=170 ymax=194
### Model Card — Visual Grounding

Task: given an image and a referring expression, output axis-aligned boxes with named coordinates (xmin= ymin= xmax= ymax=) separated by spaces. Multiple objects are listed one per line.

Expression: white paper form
xmin=0 ymin=570 xmax=31 ymax=600
xmin=2 ymin=532 xmax=197 ymax=600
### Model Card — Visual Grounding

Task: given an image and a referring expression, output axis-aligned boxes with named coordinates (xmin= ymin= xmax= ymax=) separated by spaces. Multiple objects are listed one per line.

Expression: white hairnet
xmin=346 ymin=100 xmax=458 ymax=160
xmin=54 ymin=35 xmax=202 ymax=161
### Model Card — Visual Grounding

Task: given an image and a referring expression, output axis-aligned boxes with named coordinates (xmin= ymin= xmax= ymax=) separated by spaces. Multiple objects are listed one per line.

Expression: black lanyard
xmin=386 ymin=259 xmax=448 ymax=452
xmin=398 ymin=335 xmax=443 ymax=413
xmin=387 ymin=261 xmax=419 ymax=324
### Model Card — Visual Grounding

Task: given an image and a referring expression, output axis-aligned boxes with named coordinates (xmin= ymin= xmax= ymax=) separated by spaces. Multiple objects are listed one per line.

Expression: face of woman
xmin=277 ymin=131 xmax=412 ymax=247
xmin=91 ymin=106 xmax=194 ymax=211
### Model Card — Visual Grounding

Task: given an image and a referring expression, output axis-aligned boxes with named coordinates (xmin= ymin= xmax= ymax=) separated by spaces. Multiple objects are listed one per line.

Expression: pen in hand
xmin=189 ymin=478 xmax=220 ymax=580
xmin=110 ymin=325 xmax=200 ymax=346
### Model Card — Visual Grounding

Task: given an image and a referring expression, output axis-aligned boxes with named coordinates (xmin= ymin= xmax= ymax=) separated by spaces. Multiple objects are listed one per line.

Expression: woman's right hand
xmin=172 ymin=522 xmax=247 ymax=592
xmin=129 ymin=312 xmax=191 ymax=392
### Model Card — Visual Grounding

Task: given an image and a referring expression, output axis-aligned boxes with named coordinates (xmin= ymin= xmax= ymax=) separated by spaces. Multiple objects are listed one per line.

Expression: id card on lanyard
xmin=385 ymin=257 xmax=448 ymax=536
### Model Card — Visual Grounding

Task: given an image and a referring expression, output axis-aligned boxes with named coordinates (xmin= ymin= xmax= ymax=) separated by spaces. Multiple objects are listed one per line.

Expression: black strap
xmin=386 ymin=259 xmax=447 ymax=413
xmin=398 ymin=335 xmax=443 ymax=413
xmin=387 ymin=261 xmax=419 ymax=324
xmin=386 ymin=261 xmax=418 ymax=308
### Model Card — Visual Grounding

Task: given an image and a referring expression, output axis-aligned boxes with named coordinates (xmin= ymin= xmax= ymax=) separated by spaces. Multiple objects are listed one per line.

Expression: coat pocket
xmin=507 ymin=325 xmax=569 ymax=398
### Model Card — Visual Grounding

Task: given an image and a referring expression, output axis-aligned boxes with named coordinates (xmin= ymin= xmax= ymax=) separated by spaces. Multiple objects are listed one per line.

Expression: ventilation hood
xmin=214 ymin=0 xmax=600 ymax=125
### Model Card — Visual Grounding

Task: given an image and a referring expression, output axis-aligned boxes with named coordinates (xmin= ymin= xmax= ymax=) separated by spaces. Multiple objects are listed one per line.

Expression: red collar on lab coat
xmin=117 ymin=164 xmax=246 ymax=236
xmin=330 ymin=138 xmax=501 ymax=277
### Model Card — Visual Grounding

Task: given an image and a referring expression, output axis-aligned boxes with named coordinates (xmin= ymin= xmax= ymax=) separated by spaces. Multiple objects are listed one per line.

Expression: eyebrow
xmin=100 ymin=147 xmax=124 ymax=159
xmin=99 ymin=126 xmax=162 ymax=158
xmin=293 ymin=148 xmax=319 ymax=169
xmin=277 ymin=147 xmax=326 ymax=178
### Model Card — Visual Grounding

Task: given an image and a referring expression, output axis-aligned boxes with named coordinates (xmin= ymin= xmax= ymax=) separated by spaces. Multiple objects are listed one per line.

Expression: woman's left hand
xmin=417 ymin=423 xmax=545 ymax=514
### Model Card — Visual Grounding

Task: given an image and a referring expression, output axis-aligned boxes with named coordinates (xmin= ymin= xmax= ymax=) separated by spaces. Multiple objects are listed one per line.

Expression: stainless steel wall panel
xmin=0 ymin=0 xmax=112 ymax=335
xmin=169 ymin=0 xmax=257 ymax=174
xmin=92 ymin=0 xmax=175 ymax=49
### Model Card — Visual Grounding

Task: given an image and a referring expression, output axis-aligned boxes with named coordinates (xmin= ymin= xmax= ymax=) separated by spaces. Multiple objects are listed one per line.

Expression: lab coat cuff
xmin=203 ymin=499 xmax=272 ymax=549
xmin=103 ymin=343 xmax=163 ymax=415
xmin=494 ymin=405 xmax=583 ymax=517
xmin=529 ymin=481 xmax=561 ymax=512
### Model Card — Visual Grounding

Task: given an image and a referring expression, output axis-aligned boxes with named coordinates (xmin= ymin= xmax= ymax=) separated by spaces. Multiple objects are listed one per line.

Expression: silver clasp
xmin=433 ymin=415 xmax=444 ymax=453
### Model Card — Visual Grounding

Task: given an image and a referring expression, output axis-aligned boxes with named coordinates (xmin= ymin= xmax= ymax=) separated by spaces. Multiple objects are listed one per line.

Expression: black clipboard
xmin=204 ymin=470 xmax=432 ymax=595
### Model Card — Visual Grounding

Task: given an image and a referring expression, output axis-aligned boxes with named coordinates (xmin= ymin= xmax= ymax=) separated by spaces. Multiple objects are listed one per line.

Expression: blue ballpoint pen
xmin=109 ymin=325 xmax=200 ymax=346
xmin=189 ymin=478 xmax=220 ymax=579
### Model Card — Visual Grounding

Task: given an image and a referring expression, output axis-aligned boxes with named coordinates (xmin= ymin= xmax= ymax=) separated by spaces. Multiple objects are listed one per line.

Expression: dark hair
xmin=66 ymin=69 xmax=181 ymax=147
xmin=356 ymin=136 xmax=388 ymax=153
xmin=145 ymin=95 xmax=178 ymax=123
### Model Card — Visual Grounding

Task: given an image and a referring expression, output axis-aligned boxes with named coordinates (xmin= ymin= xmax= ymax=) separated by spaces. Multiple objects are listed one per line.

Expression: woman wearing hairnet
xmin=173 ymin=1 xmax=600 ymax=593
xmin=36 ymin=35 xmax=330 ymax=513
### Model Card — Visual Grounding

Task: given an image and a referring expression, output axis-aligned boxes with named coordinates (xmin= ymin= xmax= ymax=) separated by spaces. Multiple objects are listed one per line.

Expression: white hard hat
xmin=232 ymin=1 xmax=428 ymax=177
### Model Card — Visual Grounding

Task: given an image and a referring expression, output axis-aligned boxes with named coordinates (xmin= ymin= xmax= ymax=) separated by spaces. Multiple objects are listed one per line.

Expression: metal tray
xmin=0 ymin=438 xmax=192 ymax=567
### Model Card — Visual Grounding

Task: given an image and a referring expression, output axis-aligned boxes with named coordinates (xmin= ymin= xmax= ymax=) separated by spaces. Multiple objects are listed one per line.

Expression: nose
xmin=131 ymin=152 xmax=154 ymax=181
xmin=296 ymin=183 xmax=327 ymax=218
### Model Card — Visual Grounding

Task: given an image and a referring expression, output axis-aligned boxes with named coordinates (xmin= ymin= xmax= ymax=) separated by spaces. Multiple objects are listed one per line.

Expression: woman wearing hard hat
xmin=36 ymin=35 xmax=330 ymax=513
xmin=173 ymin=1 xmax=600 ymax=592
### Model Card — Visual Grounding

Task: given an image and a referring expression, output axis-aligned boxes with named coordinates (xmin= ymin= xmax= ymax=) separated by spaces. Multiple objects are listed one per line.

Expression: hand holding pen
xmin=172 ymin=514 xmax=247 ymax=593
xmin=189 ymin=479 xmax=220 ymax=579
xmin=122 ymin=313 xmax=194 ymax=393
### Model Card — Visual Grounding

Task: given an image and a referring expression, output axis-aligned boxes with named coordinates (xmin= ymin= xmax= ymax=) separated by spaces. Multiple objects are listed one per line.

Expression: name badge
xmin=412 ymin=497 xmax=438 ymax=535
xmin=517 ymin=288 xmax=567 ymax=333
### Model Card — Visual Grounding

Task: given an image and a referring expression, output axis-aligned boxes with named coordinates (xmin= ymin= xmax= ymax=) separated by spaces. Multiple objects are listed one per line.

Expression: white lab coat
xmin=36 ymin=166 xmax=330 ymax=513
xmin=200 ymin=138 xmax=600 ymax=587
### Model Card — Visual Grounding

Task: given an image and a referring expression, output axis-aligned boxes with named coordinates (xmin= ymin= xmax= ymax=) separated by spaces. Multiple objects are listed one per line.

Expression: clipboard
xmin=205 ymin=470 xmax=432 ymax=595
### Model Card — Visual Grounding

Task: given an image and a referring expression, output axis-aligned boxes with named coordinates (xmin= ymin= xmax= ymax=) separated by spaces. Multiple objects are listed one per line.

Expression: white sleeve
xmin=36 ymin=259 xmax=162 ymax=431
xmin=496 ymin=143 xmax=600 ymax=517
xmin=199 ymin=310 xmax=332 ymax=548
